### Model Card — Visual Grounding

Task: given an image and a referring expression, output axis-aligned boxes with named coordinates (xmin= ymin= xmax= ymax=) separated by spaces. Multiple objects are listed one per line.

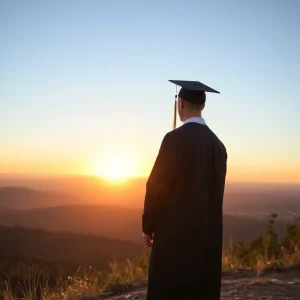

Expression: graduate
xmin=142 ymin=80 xmax=227 ymax=300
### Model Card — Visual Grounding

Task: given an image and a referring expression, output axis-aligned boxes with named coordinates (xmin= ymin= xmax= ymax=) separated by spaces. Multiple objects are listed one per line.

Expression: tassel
xmin=172 ymin=84 xmax=178 ymax=130
xmin=172 ymin=96 xmax=177 ymax=130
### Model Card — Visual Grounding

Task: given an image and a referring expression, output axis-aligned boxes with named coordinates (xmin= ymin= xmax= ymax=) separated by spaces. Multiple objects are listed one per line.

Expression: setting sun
xmin=91 ymin=151 xmax=139 ymax=181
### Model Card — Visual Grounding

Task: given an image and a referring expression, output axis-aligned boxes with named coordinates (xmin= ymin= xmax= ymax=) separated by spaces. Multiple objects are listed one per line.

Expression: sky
xmin=0 ymin=0 xmax=299 ymax=183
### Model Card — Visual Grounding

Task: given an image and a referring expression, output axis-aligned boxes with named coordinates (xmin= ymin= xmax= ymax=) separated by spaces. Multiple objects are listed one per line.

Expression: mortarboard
xmin=169 ymin=80 xmax=220 ymax=129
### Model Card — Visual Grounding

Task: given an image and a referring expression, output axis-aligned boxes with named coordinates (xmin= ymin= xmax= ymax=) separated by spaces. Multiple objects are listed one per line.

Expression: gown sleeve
xmin=142 ymin=132 xmax=175 ymax=236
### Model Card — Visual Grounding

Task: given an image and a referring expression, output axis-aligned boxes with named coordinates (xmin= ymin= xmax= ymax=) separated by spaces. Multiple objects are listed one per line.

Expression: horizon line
xmin=0 ymin=172 xmax=299 ymax=186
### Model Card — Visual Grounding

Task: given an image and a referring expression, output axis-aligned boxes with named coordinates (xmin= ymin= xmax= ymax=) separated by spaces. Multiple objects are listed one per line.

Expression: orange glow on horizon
xmin=227 ymin=164 xmax=300 ymax=184
xmin=1 ymin=156 xmax=299 ymax=184
xmin=89 ymin=150 xmax=140 ymax=182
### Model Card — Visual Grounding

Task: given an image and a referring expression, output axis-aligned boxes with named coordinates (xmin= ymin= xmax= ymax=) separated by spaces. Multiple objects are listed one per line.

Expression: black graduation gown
xmin=142 ymin=122 xmax=227 ymax=300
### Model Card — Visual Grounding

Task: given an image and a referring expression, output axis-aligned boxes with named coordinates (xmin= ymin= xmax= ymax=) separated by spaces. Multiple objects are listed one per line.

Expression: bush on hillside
xmin=223 ymin=214 xmax=300 ymax=271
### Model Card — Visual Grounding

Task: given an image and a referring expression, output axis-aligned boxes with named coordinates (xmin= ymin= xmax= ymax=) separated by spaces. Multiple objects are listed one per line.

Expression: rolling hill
xmin=0 ymin=186 xmax=82 ymax=209
xmin=0 ymin=206 xmax=16 ymax=215
xmin=0 ymin=204 xmax=143 ymax=242
xmin=0 ymin=225 xmax=141 ymax=266
xmin=0 ymin=204 xmax=289 ymax=245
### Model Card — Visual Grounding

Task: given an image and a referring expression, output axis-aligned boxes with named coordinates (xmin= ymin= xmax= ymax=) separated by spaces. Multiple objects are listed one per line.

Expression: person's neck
xmin=182 ymin=113 xmax=202 ymax=123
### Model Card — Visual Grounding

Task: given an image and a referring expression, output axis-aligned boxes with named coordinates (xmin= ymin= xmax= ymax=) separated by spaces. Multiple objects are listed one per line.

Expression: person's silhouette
xmin=142 ymin=80 xmax=227 ymax=300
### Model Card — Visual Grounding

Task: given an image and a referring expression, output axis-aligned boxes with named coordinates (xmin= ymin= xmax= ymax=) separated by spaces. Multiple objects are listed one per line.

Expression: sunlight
xmin=91 ymin=151 xmax=138 ymax=182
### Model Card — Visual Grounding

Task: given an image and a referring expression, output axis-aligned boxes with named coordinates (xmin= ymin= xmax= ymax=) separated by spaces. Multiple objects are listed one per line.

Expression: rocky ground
xmin=102 ymin=267 xmax=300 ymax=300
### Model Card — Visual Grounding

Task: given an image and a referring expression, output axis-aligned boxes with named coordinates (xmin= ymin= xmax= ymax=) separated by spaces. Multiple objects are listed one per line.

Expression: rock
xmin=78 ymin=292 xmax=114 ymax=300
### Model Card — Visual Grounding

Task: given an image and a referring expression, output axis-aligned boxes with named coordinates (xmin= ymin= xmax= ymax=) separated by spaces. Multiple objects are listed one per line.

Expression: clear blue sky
xmin=0 ymin=0 xmax=299 ymax=182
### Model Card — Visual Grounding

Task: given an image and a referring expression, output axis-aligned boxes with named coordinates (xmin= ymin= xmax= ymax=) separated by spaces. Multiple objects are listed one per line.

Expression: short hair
xmin=182 ymin=98 xmax=205 ymax=111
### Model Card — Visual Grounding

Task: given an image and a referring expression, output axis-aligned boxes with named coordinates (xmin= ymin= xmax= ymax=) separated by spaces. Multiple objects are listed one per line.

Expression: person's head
xmin=169 ymin=80 xmax=219 ymax=128
xmin=177 ymin=97 xmax=205 ymax=122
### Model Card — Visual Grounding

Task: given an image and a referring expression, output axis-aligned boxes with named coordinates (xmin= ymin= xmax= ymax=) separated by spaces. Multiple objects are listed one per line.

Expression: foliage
xmin=223 ymin=214 xmax=300 ymax=272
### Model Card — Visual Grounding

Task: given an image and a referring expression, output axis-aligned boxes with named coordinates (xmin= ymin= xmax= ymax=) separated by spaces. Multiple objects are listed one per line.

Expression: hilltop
xmin=103 ymin=268 xmax=300 ymax=300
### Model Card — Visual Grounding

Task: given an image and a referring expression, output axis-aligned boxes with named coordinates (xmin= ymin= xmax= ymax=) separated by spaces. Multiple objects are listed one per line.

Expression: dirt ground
xmin=105 ymin=268 xmax=300 ymax=300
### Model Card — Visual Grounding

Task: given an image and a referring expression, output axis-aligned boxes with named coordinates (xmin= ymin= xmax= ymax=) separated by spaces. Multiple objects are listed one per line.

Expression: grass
xmin=1 ymin=249 xmax=150 ymax=300
xmin=2 ymin=214 xmax=300 ymax=300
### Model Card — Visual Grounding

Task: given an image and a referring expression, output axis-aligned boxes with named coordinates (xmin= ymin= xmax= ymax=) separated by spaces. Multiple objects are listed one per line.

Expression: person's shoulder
xmin=162 ymin=124 xmax=227 ymax=152
xmin=163 ymin=124 xmax=210 ymax=142
xmin=206 ymin=126 xmax=227 ymax=152
xmin=158 ymin=127 xmax=184 ymax=150
xmin=163 ymin=126 xmax=185 ymax=140
xmin=161 ymin=129 xmax=177 ymax=144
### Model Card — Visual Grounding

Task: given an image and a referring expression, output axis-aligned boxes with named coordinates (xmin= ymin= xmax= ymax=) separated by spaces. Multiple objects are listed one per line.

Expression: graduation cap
xmin=169 ymin=80 xmax=220 ymax=129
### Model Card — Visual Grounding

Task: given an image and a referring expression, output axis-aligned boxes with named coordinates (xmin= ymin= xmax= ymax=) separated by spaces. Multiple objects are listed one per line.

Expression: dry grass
xmin=1 ymin=251 xmax=150 ymax=300
xmin=3 ymin=250 xmax=299 ymax=300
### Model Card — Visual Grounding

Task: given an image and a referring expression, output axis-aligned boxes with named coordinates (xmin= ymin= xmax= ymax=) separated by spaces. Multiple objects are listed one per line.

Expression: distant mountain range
xmin=0 ymin=186 xmax=82 ymax=210
xmin=0 ymin=176 xmax=299 ymax=245
xmin=0 ymin=177 xmax=299 ymax=217
xmin=0 ymin=187 xmax=292 ymax=245
xmin=0 ymin=176 xmax=146 ymax=208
